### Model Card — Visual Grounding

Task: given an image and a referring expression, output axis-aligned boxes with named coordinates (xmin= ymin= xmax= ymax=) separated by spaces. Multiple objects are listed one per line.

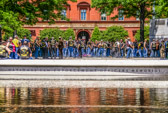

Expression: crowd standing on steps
xmin=0 ymin=35 xmax=168 ymax=59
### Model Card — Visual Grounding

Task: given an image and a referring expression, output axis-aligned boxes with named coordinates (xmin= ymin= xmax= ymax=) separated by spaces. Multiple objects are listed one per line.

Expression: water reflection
xmin=0 ymin=88 xmax=168 ymax=113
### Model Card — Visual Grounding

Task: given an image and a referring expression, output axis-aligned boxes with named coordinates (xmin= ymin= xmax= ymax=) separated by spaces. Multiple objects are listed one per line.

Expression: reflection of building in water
xmin=143 ymin=88 xmax=150 ymax=106
xmin=20 ymin=88 xmax=28 ymax=105
xmin=155 ymin=89 xmax=168 ymax=106
xmin=48 ymin=88 xmax=61 ymax=105
xmin=3 ymin=87 xmax=168 ymax=110
xmin=68 ymin=88 xmax=80 ymax=113
xmin=0 ymin=88 xmax=5 ymax=104
xmin=106 ymin=89 xmax=118 ymax=105
xmin=35 ymin=88 xmax=43 ymax=104
xmin=123 ymin=89 xmax=136 ymax=105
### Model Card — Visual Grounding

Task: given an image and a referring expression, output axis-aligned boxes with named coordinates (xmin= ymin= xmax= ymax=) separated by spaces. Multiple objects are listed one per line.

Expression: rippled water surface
xmin=0 ymin=88 xmax=168 ymax=113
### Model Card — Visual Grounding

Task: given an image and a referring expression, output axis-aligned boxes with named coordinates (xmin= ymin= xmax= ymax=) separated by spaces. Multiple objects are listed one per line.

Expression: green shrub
xmin=102 ymin=26 xmax=128 ymax=42
xmin=134 ymin=26 xmax=150 ymax=42
xmin=40 ymin=28 xmax=63 ymax=41
xmin=63 ymin=28 xmax=75 ymax=40
xmin=91 ymin=26 xmax=101 ymax=42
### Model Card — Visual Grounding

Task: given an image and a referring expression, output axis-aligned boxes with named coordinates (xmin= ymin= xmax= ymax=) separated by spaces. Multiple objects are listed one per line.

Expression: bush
xmin=2 ymin=27 xmax=31 ymax=41
xmin=134 ymin=26 xmax=149 ymax=42
xmin=40 ymin=28 xmax=63 ymax=41
xmin=17 ymin=28 xmax=31 ymax=39
xmin=63 ymin=28 xmax=75 ymax=40
xmin=101 ymin=26 xmax=128 ymax=42
xmin=91 ymin=26 xmax=101 ymax=41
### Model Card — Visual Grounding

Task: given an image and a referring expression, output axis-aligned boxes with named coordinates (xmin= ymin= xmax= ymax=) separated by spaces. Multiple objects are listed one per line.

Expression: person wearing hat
xmin=58 ymin=37 xmax=64 ymax=59
xmin=68 ymin=36 xmax=74 ymax=57
xmin=0 ymin=41 xmax=7 ymax=59
xmin=12 ymin=35 xmax=20 ymax=59
xmin=21 ymin=35 xmax=30 ymax=47
xmin=17 ymin=41 xmax=32 ymax=59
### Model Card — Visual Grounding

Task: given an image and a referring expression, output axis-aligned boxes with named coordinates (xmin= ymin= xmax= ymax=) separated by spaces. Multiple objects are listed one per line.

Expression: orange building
xmin=24 ymin=0 xmax=140 ymax=41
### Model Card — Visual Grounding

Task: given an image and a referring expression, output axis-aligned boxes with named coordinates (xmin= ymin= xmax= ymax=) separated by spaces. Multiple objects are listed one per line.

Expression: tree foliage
xmin=134 ymin=26 xmax=150 ymax=42
xmin=101 ymin=26 xmax=128 ymax=42
xmin=91 ymin=26 xmax=101 ymax=42
xmin=156 ymin=0 xmax=168 ymax=18
xmin=40 ymin=28 xmax=64 ymax=41
xmin=91 ymin=0 xmax=158 ymax=42
xmin=63 ymin=28 xmax=75 ymax=40
xmin=17 ymin=28 xmax=31 ymax=40
xmin=3 ymin=27 xmax=31 ymax=41
xmin=0 ymin=0 xmax=76 ymax=38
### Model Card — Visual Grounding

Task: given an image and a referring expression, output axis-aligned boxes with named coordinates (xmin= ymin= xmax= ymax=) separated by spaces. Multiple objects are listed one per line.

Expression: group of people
xmin=0 ymin=35 xmax=168 ymax=59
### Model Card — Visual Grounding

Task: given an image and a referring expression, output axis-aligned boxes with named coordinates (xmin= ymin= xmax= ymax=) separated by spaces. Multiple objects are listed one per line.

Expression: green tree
xmin=17 ymin=28 xmax=31 ymax=40
xmin=91 ymin=0 xmax=158 ymax=42
xmin=156 ymin=0 xmax=168 ymax=18
xmin=0 ymin=0 xmax=76 ymax=41
xmin=134 ymin=26 xmax=150 ymax=42
xmin=91 ymin=26 xmax=101 ymax=41
xmin=40 ymin=28 xmax=63 ymax=41
xmin=3 ymin=27 xmax=31 ymax=41
xmin=101 ymin=26 xmax=128 ymax=42
xmin=63 ymin=28 xmax=75 ymax=40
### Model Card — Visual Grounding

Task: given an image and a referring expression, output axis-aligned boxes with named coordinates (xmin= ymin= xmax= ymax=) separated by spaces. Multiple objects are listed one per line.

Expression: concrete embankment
xmin=0 ymin=60 xmax=168 ymax=88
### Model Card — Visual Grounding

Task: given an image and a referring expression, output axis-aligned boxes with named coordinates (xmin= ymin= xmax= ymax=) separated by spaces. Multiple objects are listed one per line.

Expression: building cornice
xmin=37 ymin=20 xmax=140 ymax=24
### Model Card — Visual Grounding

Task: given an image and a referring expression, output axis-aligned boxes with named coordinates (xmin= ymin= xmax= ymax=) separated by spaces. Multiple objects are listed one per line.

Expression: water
xmin=0 ymin=88 xmax=168 ymax=113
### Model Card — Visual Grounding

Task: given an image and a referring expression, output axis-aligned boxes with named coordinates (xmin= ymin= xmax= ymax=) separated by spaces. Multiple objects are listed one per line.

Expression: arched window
xmin=77 ymin=2 xmax=91 ymax=21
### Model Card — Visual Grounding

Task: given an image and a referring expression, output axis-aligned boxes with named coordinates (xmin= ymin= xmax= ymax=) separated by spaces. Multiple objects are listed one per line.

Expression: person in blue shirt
xmin=21 ymin=35 xmax=30 ymax=47
xmin=165 ymin=38 xmax=168 ymax=58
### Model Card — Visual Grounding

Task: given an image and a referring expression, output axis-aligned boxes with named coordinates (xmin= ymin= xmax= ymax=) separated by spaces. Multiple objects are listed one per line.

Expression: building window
xmin=101 ymin=13 xmax=107 ymax=21
xmin=61 ymin=10 xmax=66 ymax=20
xmin=30 ymin=30 xmax=36 ymax=36
xmin=118 ymin=10 xmax=124 ymax=21
xmin=132 ymin=30 xmax=137 ymax=36
xmin=136 ymin=11 xmax=139 ymax=20
xmin=81 ymin=9 xmax=86 ymax=20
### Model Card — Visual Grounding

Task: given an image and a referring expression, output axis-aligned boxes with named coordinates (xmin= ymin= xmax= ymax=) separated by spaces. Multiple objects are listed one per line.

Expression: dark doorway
xmin=77 ymin=31 xmax=90 ymax=43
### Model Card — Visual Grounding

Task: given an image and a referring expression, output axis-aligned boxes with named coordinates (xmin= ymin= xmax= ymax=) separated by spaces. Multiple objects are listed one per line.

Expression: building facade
xmin=24 ymin=0 xmax=140 ymax=41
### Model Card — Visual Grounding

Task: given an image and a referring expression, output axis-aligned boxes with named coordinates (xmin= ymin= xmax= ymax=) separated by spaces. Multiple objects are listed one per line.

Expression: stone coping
xmin=0 ymin=80 xmax=168 ymax=88
xmin=0 ymin=60 xmax=168 ymax=67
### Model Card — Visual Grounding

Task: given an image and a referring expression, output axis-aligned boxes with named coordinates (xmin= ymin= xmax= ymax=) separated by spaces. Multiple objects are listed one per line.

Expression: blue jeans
xmin=120 ymin=49 xmax=124 ymax=57
xmin=133 ymin=48 xmax=138 ymax=57
xmin=106 ymin=48 xmax=110 ymax=57
xmin=15 ymin=47 xmax=19 ymax=59
xmin=156 ymin=50 xmax=160 ymax=57
xmin=143 ymin=48 xmax=148 ymax=58
xmin=87 ymin=47 xmax=91 ymax=55
xmin=39 ymin=48 xmax=43 ymax=57
xmin=9 ymin=52 xmax=15 ymax=59
xmin=126 ymin=48 xmax=131 ymax=58
xmin=139 ymin=49 xmax=143 ymax=57
xmin=150 ymin=50 xmax=156 ymax=57
xmin=35 ymin=47 xmax=39 ymax=59
xmin=63 ymin=48 xmax=68 ymax=57
xmin=74 ymin=48 xmax=78 ymax=58
xmin=98 ymin=48 xmax=104 ymax=57
xmin=68 ymin=47 xmax=74 ymax=57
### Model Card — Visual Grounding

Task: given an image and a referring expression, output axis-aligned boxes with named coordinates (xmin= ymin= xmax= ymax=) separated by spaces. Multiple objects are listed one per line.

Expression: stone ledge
xmin=0 ymin=60 xmax=168 ymax=67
